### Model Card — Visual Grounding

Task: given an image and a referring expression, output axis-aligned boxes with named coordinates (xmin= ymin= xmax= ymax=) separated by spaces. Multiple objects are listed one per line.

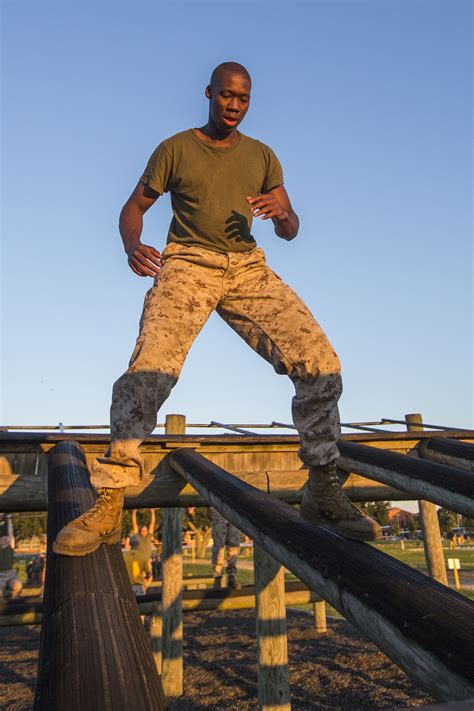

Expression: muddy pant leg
xmin=211 ymin=510 xmax=228 ymax=577
xmin=217 ymin=249 xmax=342 ymax=468
xmin=225 ymin=524 xmax=241 ymax=576
xmin=91 ymin=247 xmax=222 ymax=489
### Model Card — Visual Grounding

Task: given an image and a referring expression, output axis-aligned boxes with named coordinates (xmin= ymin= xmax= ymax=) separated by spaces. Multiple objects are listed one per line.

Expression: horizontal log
xmin=0 ymin=453 xmax=408 ymax=511
xmin=338 ymin=441 xmax=474 ymax=518
xmin=418 ymin=439 xmax=474 ymax=473
xmin=169 ymin=448 xmax=474 ymax=702
xmin=0 ymin=581 xmax=319 ymax=624
xmin=1 ymin=430 xmax=473 ymax=449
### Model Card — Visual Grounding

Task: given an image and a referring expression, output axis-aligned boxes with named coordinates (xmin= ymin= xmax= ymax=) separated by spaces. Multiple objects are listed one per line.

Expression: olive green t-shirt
xmin=140 ymin=129 xmax=284 ymax=253
xmin=0 ymin=546 xmax=14 ymax=572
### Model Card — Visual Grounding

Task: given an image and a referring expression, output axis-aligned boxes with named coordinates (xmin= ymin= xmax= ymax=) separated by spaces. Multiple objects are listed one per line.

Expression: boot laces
xmin=317 ymin=466 xmax=362 ymax=520
xmin=82 ymin=489 xmax=114 ymax=523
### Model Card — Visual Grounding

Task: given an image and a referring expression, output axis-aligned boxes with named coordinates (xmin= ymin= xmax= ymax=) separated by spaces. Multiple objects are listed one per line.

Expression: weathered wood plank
xmin=34 ymin=442 xmax=165 ymax=711
xmin=254 ymin=545 xmax=291 ymax=710
xmin=161 ymin=414 xmax=184 ymax=698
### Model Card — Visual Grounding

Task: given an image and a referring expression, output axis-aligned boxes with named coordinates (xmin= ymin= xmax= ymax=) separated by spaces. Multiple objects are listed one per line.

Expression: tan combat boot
xmin=300 ymin=462 xmax=382 ymax=541
xmin=53 ymin=487 xmax=125 ymax=556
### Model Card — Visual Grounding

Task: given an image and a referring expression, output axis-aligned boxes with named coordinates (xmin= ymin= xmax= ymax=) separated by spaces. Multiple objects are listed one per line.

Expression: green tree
xmin=357 ymin=501 xmax=390 ymax=526
xmin=184 ymin=507 xmax=211 ymax=558
xmin=437 ymin=508 xmax=457 ymax=534
xmin=407 ymin=517 xmax=418 ymax=533
xmin=10 ymin=513 xmax=46 ymax=541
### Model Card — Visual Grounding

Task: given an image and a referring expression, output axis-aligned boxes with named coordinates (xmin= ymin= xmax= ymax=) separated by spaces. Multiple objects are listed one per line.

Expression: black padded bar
xmin=34 ymin=442 xmax=165 ymax=711
xmin=338 ymin=441 xmax=474 ymax=517
xmin=170 ymin=448 xmax=474 ymax=702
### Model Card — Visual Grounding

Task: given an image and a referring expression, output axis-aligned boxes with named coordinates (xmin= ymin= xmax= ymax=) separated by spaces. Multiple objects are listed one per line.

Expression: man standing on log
xmin=54 ymin=62 xmax=381 ymax=556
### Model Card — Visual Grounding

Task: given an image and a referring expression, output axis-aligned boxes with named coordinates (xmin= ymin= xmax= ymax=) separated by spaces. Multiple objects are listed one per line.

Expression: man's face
xmin=140 ymin=526 xmax=148 ymax=537
xmin=206 ymin=71 xmax=251 ymax=134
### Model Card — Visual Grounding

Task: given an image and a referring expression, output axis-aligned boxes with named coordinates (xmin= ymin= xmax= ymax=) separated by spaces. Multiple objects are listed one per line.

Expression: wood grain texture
xmin=170 ymin=448 xmax=474 ymax=702
xmin=338 ymin=441 xmax=474 ymax=517
xmin=161 ymin=414 xmax=184 ymax=697
xmin=254 ymin=545 xmax=291 ymax=710
xmin=34 ymin=441 xmax=165 ymax=711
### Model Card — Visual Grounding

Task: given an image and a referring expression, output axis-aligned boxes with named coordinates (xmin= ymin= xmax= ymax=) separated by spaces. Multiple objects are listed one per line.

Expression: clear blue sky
xmin=1 ymin=1 xmax=472 ymax=433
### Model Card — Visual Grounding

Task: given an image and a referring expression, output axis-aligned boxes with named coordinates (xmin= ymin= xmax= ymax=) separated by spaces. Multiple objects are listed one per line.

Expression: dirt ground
xmin=0 ymin=609 xmax=435 ymax=710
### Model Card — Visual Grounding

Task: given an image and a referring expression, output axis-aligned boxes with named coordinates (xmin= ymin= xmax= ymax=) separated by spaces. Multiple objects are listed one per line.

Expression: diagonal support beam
xmin=169 ymin=448 xmax=474 ymax=703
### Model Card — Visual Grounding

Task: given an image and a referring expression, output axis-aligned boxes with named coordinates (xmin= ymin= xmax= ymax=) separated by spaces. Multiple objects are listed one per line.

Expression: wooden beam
xmin=161 ymin=414 xmax=184 ymax=698
xmin=337 ymin=441 xmax=474 ymax=518
xmin=169 ymin=448 xmax=474 ymax=702
xmin=0 ymin=581 xmax=320 ymax=625
xmin=419 ymin=438 xmax=474 ymax=473
xmin=0 ymin=457 xmax=409 ymax=512
xmin=405 ymin=414 xmax=447 ymax=587
xmin=254 ymin=545 xmax=291 ymax=710
xmin=34 ymin=441 xmax=165 ymax=710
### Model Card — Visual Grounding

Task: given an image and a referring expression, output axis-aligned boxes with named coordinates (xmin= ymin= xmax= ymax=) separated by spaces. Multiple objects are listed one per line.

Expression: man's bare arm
xmin=149 ymin=508 xmax=156 ymax=534
xmin=132 ymin=509 xmax=138 ymax=534
xmin=246 ymin=185 xmax=299 ymax=241
xmin=120 ymin=182 xmax=163 ymax=277
xmin=7 ymin=515 xmax=15 ymax=549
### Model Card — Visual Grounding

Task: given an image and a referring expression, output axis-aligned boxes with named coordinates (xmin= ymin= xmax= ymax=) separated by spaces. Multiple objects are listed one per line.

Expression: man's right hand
xmin=127 ymin=243 xmax=162 ymax=277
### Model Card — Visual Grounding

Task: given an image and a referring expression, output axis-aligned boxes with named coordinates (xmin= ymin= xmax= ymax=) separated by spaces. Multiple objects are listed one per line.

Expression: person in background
xmin=132 ymin=509 xmax=159 ymax=558
xmin=211 ymin=508 xmax=242 ymax=590
xmin=123 ymin=535 xmax=152 ymax=596
xmin=0 ymin=514 xmax=23 ymax=598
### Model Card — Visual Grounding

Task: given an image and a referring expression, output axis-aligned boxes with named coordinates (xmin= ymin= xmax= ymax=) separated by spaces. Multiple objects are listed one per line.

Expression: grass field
xmin=13 ymin=541 xmax=474 ymax=605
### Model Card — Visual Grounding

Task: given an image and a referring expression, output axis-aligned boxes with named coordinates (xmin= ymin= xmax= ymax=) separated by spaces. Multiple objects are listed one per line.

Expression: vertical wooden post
xmin=161 ymin=414 xmax=185 ymax=696
xmin=150 ymin=602 xmax=162 ymax=674
xmin=253 ymin=544 xmax=291 ymax=711
xmin=313 ymin=600 xmax=327 ymax=634
xmin=405 ymin=413 xmax=448 ymax=585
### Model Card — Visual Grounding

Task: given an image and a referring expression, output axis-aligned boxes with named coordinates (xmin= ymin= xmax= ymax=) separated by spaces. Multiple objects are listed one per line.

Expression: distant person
xmin=54 ymin=61 xmax=381 ymax=557
xmin=131 ymin=509 xmax=159 ymax=558
xmin=29 ymin=555 xmax=44 ymax=587
xmin=211 ymin=508 xmax=241 ymax=590
xmin=0 ymin=514 xmax=23 ymax=598
xmin=123 ymin=536 xmax=152 ymax=596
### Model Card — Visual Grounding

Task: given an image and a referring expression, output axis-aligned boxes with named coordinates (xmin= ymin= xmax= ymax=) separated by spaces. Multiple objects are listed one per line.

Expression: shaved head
xmin=210 ymin=62 xmax=251 ymax=88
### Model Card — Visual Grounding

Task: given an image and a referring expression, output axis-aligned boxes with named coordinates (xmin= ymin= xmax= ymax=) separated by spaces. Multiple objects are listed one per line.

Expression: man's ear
xmin=205 ymin=84 xmax=212 ymax=99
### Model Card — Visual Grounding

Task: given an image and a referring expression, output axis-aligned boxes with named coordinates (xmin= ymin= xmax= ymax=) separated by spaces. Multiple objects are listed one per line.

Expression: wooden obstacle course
xmin=2 ymin=416 xmax=474 ymax=708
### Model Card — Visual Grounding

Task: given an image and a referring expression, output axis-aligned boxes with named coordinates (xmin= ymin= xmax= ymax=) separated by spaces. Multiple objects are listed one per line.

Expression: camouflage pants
xmin=91 ymin=243 xmax=342 ymax=488
xmin=0 ymin=569 xmax=22 ymax=598
xmin=211 ymin=509 xmax=241 ymax=577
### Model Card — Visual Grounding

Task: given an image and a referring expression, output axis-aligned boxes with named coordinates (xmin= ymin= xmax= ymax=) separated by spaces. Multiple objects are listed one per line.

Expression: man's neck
xmin=195 ymin=123 xmax=238 ymax=149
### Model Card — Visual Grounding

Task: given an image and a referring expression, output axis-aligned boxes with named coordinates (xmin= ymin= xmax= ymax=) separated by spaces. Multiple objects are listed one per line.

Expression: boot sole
xmin=52 ymin=529 xmax=121 ymax=557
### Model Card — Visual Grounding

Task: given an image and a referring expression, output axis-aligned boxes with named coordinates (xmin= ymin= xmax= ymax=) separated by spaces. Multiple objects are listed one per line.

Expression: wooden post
xmin=161 ymin=414 xmax=185 ymax=696
xmin=150 ymin=602 xmax=162 ymax=674
xmin=313 ymin=601 xmax=327 ymax=634
xmin=405 ymin=414 xmax=448 ymax=585
xmin=35 ymin=442 xmax=165 ymax=710
xmin=253 ymin=544 xmax=291 ymax=711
